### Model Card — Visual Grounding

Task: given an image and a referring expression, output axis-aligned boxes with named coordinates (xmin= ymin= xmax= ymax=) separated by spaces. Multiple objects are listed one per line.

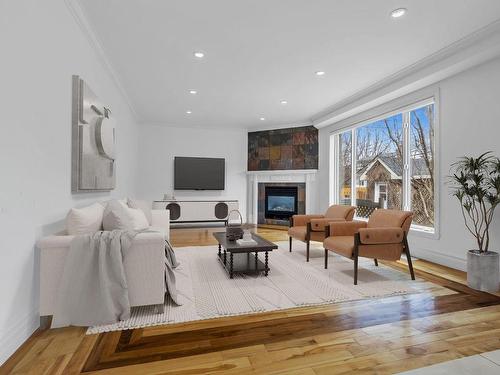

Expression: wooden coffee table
xmin=213 ymin=232 xmax=278 ymax=279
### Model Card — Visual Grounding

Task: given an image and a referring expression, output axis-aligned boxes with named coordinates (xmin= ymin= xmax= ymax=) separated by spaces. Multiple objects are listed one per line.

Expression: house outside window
xmin=330 ymin=100 xmax=436 ymax=234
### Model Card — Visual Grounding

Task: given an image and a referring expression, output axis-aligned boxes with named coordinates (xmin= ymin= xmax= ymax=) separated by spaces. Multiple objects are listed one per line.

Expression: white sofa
xmin=37 ymin=209 xmax=170 ymax=318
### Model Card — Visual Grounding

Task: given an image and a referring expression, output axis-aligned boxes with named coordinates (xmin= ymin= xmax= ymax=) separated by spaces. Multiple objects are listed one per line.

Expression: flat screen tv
xmin=174 ymin=157 xmax=225 ymax=190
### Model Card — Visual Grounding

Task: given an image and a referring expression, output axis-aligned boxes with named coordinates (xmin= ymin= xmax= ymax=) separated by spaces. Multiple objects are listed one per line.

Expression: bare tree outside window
xmin=334 ymin=103 xmax=435 ymax=230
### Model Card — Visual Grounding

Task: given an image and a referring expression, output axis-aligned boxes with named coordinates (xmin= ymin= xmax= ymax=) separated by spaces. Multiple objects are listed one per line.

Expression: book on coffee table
xmin=236 ymin=238 xmax=258 ymax=246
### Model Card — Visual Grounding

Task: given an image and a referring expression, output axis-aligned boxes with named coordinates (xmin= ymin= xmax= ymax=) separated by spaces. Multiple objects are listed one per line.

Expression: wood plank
xmin=2 ymin=226 xmax=500 ymax=375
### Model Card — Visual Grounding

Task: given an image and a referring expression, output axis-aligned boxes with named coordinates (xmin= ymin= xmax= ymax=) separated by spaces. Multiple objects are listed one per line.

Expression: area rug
xmin=87 ymin=241 xmax=421 ymax=334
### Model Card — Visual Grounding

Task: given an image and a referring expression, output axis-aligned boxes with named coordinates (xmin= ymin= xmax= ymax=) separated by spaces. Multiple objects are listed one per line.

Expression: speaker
xmin=214 ymin=202 xmax=228 ymax=219
xmin=166 ymin=203 xmax=181 ymax=220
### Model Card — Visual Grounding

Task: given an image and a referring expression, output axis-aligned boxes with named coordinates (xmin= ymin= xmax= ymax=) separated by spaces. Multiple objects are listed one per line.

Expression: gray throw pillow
xmin=127 ymin=198 xmax=153 ymax=225
xmin=103 ymin=200 xmax=134 ymax=231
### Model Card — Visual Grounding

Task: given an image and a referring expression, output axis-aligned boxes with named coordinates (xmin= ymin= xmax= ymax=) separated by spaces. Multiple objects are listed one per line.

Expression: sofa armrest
xmin=37 ymin=234 xmax=75 ymax=249
xmin=151 ymin=209 xmax=170 ymax=240
xmin=358 ymin=227 xmax=404 ymax=245
xmin=327 ymin=221 xmax=367 ymax=237
xmin=291 ymin=214 xmax=324 ymax=227
xmin=310 ymin=218 xmax=345 ymax=231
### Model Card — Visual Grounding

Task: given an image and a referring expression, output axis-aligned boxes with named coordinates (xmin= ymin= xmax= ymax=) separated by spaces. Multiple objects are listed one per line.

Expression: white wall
xmin=137 ymin=125 xmax=248 ymax=220
xmin=317 ymin=56 xmax=500 ymax=270
xmin=0 ymin=0 xmax=140 ymax=363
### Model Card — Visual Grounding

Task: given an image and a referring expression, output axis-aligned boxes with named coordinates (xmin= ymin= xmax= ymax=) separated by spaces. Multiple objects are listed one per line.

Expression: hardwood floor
xmin=2 ymin=226 xmax=500 ymax=375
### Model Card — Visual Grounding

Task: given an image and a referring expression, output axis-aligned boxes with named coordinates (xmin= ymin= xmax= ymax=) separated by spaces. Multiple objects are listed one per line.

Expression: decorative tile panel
xmin=248 ymin=125 xmax=318 ymax=171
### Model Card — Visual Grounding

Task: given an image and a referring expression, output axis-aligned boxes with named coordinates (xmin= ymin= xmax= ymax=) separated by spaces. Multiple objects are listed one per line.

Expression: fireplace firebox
xmin=264 ymin=186 xmax=298 ymax=220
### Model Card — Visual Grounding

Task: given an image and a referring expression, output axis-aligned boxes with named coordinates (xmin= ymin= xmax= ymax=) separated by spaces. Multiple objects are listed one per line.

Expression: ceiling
xmin=78 ymin=0 xmax=500 ymax=129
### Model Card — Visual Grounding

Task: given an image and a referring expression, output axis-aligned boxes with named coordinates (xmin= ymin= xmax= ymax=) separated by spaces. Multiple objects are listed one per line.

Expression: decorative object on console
xmin=248 ymin=125 xmax=318 ymax=171
xmin=71 ymin=75 xmax=116 ymax=193
xmin=226 ymin=210 xmax=244 ymax=241
xmin=449 ymin=152 xmax=500 ymax=292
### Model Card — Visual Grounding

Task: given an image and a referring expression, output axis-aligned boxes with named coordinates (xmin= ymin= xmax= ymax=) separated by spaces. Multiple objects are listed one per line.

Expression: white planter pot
xmin=467 ymin=250 xmax=500 ymax=292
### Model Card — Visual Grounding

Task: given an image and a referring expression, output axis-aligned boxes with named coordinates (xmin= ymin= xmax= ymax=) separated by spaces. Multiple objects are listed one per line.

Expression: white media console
xmin=153 ymin=200 xmax=239 ymax=224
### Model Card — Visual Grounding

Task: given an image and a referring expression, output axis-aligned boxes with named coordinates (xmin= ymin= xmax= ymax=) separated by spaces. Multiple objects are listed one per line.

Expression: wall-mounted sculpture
xmin=71 ymin=75 xmax=116 ymax=193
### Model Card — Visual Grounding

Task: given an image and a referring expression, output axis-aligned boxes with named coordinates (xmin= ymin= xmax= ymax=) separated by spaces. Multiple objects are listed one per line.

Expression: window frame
xmin=329 ymin=90 xmax=440 ymax=239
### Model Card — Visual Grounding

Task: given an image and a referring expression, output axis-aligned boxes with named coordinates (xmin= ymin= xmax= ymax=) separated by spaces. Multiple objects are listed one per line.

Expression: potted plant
xmin=449 ymin=152 xmax=500 ymax=292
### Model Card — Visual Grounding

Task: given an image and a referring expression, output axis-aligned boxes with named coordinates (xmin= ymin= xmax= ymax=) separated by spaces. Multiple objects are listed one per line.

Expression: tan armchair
xmin=323 ymin=209 xmax=415 ymax=285
xmin=288 ymin=205 xmax=355 ymax=261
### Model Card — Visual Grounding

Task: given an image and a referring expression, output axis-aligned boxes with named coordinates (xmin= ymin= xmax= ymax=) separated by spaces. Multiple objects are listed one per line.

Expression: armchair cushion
xmin=288 ymin=226 xmax=325 ymax=242
xmin=325 ymin=205 xmax=356 ymax=220
xmin=358 ymin=227 xmax=404 ymax=245
xmin=291 ymin=214 xmax=324 ymax=227
xmin=358 ymin=243 xmax=403 ymax=261
xmin=310 ymin=218 xmax=345 ymax=231
xmin=328 ymin=221 xmax=367 ymax=237
xmin=323 ymin=236 xmax=354 ymax=258
xmin=367 ymin=209 xmax=413 ymax=233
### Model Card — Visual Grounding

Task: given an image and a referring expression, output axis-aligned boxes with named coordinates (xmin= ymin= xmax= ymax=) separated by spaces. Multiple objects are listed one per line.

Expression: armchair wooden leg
xmin=289 ymin=237 xmax=292 ymax=252
xmin=354 ymin=233 xmax=360 ymax=285
xmin=374 ymin=258 xmax=378 ymax=266
xmin=306 ymin=222 xmax=312 ymax=262
xmin=324 ymin=248 xmax=328 ymax=269
xmin=354 ymin=254 xmax=359 ymax=285
xmin=404 ymin=235 xmax=415 ymax=280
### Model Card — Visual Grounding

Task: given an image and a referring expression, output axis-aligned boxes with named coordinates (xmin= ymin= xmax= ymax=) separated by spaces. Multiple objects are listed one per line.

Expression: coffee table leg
xmin=265 ymin=251 xmax=269 ymax=276
xmin=224 ymin=248 xmax=227 ymax=265
xmin=218 ymin=244 xmax=221 ymax=258
xmin=255 ymin=251 xmax=258 ymax=271
xmin=230 ymin=252 xmax=234 ymax=279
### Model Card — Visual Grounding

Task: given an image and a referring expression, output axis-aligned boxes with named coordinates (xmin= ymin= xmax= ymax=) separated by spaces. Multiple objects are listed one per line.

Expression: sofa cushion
xmin=127 ymin=198 xmax=152 ymax=225
xmin=66 ymin=203 xmax=104 ymax=235
xmin=128 ymin=207 xmax=149 ymax=230
xmin=103 ymin=200 xmax=149 ymax=231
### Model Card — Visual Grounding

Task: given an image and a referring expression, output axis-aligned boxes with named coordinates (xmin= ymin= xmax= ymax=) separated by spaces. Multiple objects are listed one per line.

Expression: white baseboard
xmin=0 ymin=310 xmax=39 ymax=365
xmin=412 ymin=246 xmax=467 ymax=272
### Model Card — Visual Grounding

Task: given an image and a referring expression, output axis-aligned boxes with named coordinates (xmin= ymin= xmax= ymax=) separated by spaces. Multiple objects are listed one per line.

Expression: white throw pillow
xmin=66 ymin=203 xmax=104 ymax=235
xmin=103 ymin=200 xmax=149 ymax=231
xmin=103 ymin=200 xmax=133 ymax=231
xmin=127 ymin=198 xmax=153 ymax=225
xmin=127 ymin=207 xmax=149 ymax=230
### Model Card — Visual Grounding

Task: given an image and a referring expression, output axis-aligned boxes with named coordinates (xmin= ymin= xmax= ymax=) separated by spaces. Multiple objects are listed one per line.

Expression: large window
xmin=331 ymin=101 xmax=436 ymax=233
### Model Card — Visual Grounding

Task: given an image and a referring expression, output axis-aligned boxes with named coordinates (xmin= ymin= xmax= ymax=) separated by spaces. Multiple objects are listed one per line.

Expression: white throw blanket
xmin=52 ymin=230 xmax=180 ymax=328
xmin=52 ymin=230 xmax=135 ymax=328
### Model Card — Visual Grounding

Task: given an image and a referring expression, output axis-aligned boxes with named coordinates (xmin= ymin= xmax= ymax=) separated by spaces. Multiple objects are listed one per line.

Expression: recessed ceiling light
xmin=186 ymin=110 xmax=192 ymax=114
xmin=315 ymin=71 xmax=326 ymax=76
xmin=259 ymin=117 xmax=266 ymax=121
xmin=189 ymin=90 xmax=197 ymax=95
xmin=280 ymin=100 xmax=288 ymax=105
xmin=390 ymin=8 xmax=407 ymax=18
xmin=193 ymin=51 xmax=205 ymax=58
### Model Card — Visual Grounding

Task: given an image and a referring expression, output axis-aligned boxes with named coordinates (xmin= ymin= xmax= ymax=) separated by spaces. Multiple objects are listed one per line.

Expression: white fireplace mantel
xmin=246 ymin=169 xmax=318 ymax=224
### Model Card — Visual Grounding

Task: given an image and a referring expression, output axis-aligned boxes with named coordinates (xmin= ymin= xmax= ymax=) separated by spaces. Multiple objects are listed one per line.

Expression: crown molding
xmin=65 ymin=0 xmax=139 ymax=120
xmin=312 ymin=19 xmax=500 ymax=128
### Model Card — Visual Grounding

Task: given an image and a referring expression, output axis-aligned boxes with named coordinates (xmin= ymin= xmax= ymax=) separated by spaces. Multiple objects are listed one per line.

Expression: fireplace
xmin=264 ymin=186 xmax=298 ymax=220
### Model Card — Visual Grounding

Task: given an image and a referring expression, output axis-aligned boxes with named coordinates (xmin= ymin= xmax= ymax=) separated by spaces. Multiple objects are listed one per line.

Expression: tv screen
xmin=174 ymin=157 xmax=225 ymax=190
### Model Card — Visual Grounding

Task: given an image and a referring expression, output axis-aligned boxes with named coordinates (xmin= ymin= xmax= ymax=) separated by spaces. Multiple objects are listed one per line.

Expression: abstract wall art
xmin=71 ymin=75 xmax=116 ymax=193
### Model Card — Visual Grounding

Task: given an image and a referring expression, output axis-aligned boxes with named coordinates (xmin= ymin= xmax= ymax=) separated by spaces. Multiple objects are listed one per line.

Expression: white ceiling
xmin=79 ymin=0 xmax=500 ymax=129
